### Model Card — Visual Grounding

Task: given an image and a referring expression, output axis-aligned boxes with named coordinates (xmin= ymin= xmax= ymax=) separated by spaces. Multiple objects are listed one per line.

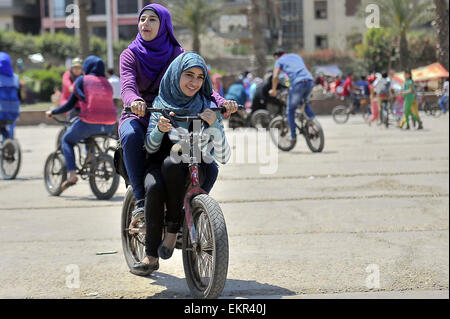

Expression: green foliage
xmin=21 ymin=67 xmax=65 ymax=102
xmin=355 ymin=28 xmax=393 ymax=73
xmin=0 ymin=30 xmax=38 ymax=56
xmin=36 ymin=32 xmax=80 ymax=60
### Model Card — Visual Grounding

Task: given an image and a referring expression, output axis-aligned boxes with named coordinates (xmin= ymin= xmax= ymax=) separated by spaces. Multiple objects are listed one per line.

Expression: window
xmin=91 ymin=0 xmax=106 ymax=15
xmin=51 ymin=0 xmax=74 ymax=18
xmin=118 ymin=0 xmax=138 ymax=14
xmin=314 ymin=1 xmax=327 ymax=19
xmin=119 ymin=25 xmax=138 ymax=40
xmin=345 ymin=0 xmax=361 ymax=16
xmin=315 ymin=35 xmax=328 ymax=49
xmin=280 ymin=0 xmax=304 ymax=50
xmin=53 ymin=0 xmax=66 ymax=17
xmin=92 ymin=26 xmax=106 ymax=38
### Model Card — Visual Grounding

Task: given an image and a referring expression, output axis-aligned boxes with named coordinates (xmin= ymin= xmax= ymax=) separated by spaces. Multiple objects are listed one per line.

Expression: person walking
xmin=399 ymin=70 xmax=423 ymax=130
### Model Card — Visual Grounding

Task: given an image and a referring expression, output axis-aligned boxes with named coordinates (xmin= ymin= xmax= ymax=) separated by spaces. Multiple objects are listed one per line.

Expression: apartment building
xmin=0 ymin=0 xmax=41 ymax=34
xmin=303 ymin=0 xmax=366 ymax=52
xmin=217 ymin=0 xmax=366 ymax=53
xmin=40 ymin=0 xmax=163 ymax=41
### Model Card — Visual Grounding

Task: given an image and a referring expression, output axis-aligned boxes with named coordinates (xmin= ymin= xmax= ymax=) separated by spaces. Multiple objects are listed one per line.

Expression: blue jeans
xmin=62 ymin=118 xmax=113 ymax=171
xmin=439 ymin=95 xmax=448 ymax=112
xmin=0 ymin=122 xmax=15 ymax=141
xmin=119 ymin=118 xmax=219 ymax=202
xmin=287 ymin=80 xmax=315 ymax=139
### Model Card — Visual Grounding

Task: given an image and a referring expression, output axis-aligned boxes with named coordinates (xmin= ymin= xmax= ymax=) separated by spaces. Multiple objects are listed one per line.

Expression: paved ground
xmin=0 ymin=113 xmax=448 ymax=299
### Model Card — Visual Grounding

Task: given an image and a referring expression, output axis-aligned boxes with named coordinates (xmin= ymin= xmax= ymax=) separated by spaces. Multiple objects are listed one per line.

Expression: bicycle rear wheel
xmin=250 ymin=109 xmax=271 ymax=129
xmin=332 ymin=105 xmax=349 ymax=124
xmin=182 ymin=194 xmax=229 ymax=299
xmin=0 ymin=138 xmax=21 ymax=180
xmin=268 ymin=116 xmax=296 ymax=152
xmin=121 ymin=187 xmax=147 ymax=270
xmin=303 ymin=119 xmax=325 ymax=153
xmin=43 ymin=151 xmax=66 ymax=196
xmin=89 ymin=154 xmax=120 ymax=200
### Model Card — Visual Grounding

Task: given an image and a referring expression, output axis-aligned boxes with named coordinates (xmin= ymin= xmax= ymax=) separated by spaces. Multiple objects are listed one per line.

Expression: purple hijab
xmin=128 ymin=4 xmax=183 ymax=83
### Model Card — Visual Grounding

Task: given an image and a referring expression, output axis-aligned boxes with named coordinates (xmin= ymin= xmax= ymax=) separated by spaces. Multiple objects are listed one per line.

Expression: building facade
xmin=216 ymin=0 xmax=366 ymax=53
xmin=40 ymin=0 xmax=162 ymax=41
xmin=0 ymin=0 xmax=41 ymax=34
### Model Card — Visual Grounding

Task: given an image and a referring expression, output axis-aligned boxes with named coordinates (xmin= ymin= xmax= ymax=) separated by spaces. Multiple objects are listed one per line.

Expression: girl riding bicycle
xmin=46 ymin=56 xmax=117 ymax=192
xmin=119 ymin=4 xmax=231 ymax=221
xmin=131 ymin=52 xmax=237 ymax=276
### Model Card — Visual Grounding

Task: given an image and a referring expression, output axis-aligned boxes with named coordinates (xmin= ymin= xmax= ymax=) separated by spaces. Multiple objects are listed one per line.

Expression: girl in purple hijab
xmin=118 ymin=4 xmax=234 ymax=223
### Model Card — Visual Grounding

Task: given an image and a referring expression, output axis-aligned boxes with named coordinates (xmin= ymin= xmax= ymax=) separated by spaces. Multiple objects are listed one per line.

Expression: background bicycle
xmin=268 ymin=91 xmax=325 ymax=153
xmin=0 ymin=120 xmax=21 ymax=180
xmin=44 ymin=117 xmax=119 ymax=199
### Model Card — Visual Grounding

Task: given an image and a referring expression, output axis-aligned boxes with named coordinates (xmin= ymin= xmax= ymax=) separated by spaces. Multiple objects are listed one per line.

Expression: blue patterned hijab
xmin=152 ymin=52 xmax=213 ymax=115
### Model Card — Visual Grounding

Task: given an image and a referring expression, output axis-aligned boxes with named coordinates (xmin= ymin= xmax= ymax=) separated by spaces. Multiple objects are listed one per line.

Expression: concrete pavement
xmin=0 ymin=114 xmax=448 ymax=299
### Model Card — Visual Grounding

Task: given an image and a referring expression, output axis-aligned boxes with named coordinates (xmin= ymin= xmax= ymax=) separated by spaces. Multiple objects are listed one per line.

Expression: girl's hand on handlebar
xmin=130 ymin=99 xmax=147 ymax=117
xmin=222 ymin=100 xmax=239 ymax=117
xmin=45 ymin=110 xmax=53 ymax=119
xmin=198 ymin=109 xmax=217 ymax=126
xmin=157 ymin=112 xmax=174 ymax=133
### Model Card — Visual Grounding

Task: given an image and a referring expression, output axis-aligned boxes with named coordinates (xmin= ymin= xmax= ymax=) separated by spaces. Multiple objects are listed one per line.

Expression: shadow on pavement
xmin=140 ymin=272 xmax=295 ymax=299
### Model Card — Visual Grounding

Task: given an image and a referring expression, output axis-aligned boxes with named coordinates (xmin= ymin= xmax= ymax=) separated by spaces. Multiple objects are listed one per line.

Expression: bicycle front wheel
xmin=303 ymin=119 xmax=325 ymax=153
xmin=268 ymin=116 xmax=296 ymax=152
xmin=89 ymin=154 xmax=120 ymax=200
xmin=332 ymin=105 xmax=349 ymax=124
xmin=43 ymin=151 xmax=66 ymax=196
xmin=0 ymin=138 xmax=21 ymax=180
xmin=182 ymin=194 xmax=229 ymax=299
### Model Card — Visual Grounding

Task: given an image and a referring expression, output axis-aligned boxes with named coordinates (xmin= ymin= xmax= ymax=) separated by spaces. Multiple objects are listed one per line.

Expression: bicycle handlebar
xmin=124 ymin=104 xmax=245 ymax=128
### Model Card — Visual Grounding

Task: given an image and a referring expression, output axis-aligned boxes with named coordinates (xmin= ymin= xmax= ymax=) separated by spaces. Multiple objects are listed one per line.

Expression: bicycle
xmin=268 ymin=90 xmax=325 ymax=153
xmin=0 ymin=120 xmax=21 ymax=180
xmin=120 ymin=105 xmax=241 ymax=299
xmin=331 ymin=92 xmax=371 ymax=124
xmin=44 ymin=117 xmax=119 ymax=199
xmin=55 ymin=116 xmax=119 ymax=155
xmin=417 ymin=91 xmax=443 ymax=118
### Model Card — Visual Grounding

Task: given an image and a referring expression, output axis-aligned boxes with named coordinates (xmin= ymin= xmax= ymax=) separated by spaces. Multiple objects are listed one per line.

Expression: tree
xmin=168 ymin=0 xmax=221 ymax=55
xmin=433 ymin=0 xmax=449 ymax=70
xmin=78 ymin=0 xmax=90 ymax=59
xmin=355 ymin=28 xmax=393 ymax=73
xmin=250 ymin=0 xmax=267 ymax=77
xmin=361 ymin=0 xmax=433 ymax=70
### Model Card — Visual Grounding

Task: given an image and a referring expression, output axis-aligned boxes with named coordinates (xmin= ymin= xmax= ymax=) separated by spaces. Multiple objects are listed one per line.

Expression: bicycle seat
xmin=79 ymin=134 xmax=111 ymax=144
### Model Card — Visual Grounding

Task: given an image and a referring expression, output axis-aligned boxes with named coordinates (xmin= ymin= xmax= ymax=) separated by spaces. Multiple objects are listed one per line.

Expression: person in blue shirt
xmin=225 ymin=75 xmax=247 ymax=106
xmin=269 ymin=48 xmax=315 ymax=141
xmin=356 ymin=76 xmax=370 ymax=96
xmin=0 ymin=52 xmax=20 ymax=142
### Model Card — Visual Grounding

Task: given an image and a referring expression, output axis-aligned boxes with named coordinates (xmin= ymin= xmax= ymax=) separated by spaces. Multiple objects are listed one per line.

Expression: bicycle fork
xmin=183 ymin=163 xmax=206 ymax=250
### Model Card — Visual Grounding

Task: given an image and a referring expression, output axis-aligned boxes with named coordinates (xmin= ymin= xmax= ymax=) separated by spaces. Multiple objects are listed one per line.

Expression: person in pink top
xmin=46 ymin=56 xmax=117 ymax=192
xmin=60 ymin=57 xmax=83 ymax=119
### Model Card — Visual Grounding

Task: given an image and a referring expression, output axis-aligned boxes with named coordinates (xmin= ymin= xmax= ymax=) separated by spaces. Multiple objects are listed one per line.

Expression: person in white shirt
xmin=439 ymin=77 xmax=449 ymax=114
xmin=106 ymin=68 xmax=122 ymax=118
